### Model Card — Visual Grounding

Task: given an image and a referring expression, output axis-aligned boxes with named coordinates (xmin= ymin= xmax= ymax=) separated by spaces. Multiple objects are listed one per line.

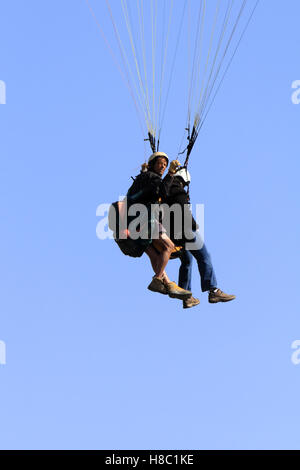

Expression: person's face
xmin=153 ymin=157 xmax=168 ymax=176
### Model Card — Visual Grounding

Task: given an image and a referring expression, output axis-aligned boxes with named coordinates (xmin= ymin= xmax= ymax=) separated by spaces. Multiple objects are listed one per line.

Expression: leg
xmin=145 ymin=244 xmax=170 ymax=284
xmin=146 ymin=233 xmax=192 ymax=300
xmin=178 ymin=250 xmax=200 ymax=309
xmin=178 ymin=249 xmax=193 ymax=291
xmin=187 ymin=232 xmax=235 ymax=302
xmin=187 ymin=232 xmax=217 ymax=292
xmin=150 ymin=232 xmax=174 ymax=279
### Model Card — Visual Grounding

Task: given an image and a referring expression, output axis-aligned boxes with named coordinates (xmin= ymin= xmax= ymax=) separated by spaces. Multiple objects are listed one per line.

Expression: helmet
xmin=175 ymin=167 xmax=191 ymax=185
xmin=148 ymin=152 xmax=169 ymax=165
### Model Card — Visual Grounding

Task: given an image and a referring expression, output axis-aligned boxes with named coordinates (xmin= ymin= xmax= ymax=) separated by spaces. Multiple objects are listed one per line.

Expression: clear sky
xmin=1 ymin=0 xmax=300 ymax=450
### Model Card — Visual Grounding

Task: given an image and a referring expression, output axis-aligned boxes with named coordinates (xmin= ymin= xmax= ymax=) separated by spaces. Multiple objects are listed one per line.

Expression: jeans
xmin=178 ymin=231 xmax=217 ymax=292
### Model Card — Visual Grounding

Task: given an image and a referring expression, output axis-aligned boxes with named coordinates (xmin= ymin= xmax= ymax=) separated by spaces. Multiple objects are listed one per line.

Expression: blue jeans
xmin=178 ymin=232 xmax=217 ymax=292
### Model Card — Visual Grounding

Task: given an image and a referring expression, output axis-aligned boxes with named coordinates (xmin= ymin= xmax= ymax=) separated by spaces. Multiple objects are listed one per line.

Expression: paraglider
xmin=87 ymin=0 xmax=259 ymax=306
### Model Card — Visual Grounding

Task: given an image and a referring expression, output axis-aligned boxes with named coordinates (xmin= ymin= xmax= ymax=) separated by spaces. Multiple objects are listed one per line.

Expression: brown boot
xmin=183 ymin=297 xmax=200 ymax=309
xmin=208 ymin=288 xmax=236 ymax=303
xmin=165 ymin=282 xmax=192 ymax=300
xmin=147 ymin=277 xmax=168 ymax=295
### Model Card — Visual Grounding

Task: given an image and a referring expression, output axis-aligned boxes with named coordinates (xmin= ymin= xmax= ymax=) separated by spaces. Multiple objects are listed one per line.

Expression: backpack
xmin=108 ymin=200 xmax=145 ymax=258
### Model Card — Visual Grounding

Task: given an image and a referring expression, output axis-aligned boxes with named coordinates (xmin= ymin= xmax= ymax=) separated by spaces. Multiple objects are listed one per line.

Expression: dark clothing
xmin=163 ymin=177 xmax=198 ymax=246
xmin=124 ymin=170 xmax=174 ymax=253
xmin=127 ymin=170 xmax=174 ymax=206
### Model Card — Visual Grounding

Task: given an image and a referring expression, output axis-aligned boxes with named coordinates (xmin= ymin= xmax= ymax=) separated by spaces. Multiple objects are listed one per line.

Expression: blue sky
xmin=1 ymin=0 xmax=300 ymax=450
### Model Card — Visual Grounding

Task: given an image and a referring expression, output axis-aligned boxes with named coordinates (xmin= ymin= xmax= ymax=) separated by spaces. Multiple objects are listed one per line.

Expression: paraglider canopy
xmin=86 ymin=0 xmax=259 ymax=165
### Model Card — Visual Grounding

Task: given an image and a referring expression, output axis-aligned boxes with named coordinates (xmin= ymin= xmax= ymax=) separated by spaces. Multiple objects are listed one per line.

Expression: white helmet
xmin=175 ymin=167 xmax=191 ymax=185
xmin=148 ymin=151 xmax=169 ymax=165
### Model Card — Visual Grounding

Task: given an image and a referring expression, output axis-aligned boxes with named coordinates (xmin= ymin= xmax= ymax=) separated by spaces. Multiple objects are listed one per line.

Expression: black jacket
xmin=127 ymin=170 xmax=174 ymax=205
xmin=163 ymin=177 xmax=198 ymax=245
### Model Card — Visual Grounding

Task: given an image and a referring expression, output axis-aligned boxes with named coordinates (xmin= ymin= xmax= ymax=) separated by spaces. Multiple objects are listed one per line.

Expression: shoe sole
xmin=183 ymin=301 xmax=200 ymax=309
xmin=168 ymin=292 xmax=192 ymax=300
xmin=209 ymin=296 xmax=236 ymax=304
xmin=147 ymin=286 xmax=168 ymax=295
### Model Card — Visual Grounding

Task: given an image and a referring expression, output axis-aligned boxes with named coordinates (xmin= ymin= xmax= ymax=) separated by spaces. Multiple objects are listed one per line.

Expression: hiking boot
xmin=183 ymin=296 xmax=200 ymax=309
xmin=208 ymin=288 xmax=236 ymax=304
xmin=147 ymin=277 xmax=168 ymax=295
xmin=165 ymin=282 xmax=192 ymax=300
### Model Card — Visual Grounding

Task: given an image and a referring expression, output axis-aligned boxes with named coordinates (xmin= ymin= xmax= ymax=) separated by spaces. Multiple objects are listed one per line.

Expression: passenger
xmin=126 ymin=153 xmax=192 ymax=301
